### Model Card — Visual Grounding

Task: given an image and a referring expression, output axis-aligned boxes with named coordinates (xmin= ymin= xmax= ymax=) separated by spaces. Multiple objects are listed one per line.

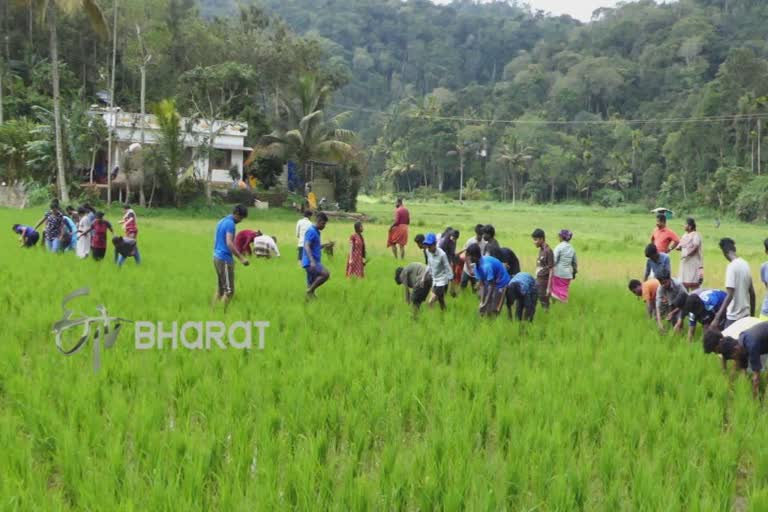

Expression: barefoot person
xmin=295 ymin=210 xmax=313 ymax=262
xmin=551 ymin=229 xmax=577 ymax=303
xmin=213 ymin=205 xmax=250 ymax=307
xmin=704 ymin=319 xmax=768 ymax=399
xmin=507 ymin=272 xmax=538 ymax=322
xmin=34 ymin=200 xmax=65 ymax=253
xmin=113 ymin=236 xmax=141 ymax=267
xmin=465 ymin=243 xmax=511 ymax=317
xmin=532 ymin=228 xmax=554 ymax=311
xmin=303 ymin=212 xmax=330 ymax=298
xmin=120 ymin=203 xmax=138 ymax=239
xmin=423 ymin=232 xmax=452 ymax=311
xmin=387 ymin=198 xmax=410 ymax=259
xmin=346 ymin=221 xmax=367 ymax=278
xmin=677 ymin=217 xmax=703 ymax=291
xmin=12 ymin=224 xmax=40 ymax=247
xmin=80 ymin=211 xmax=113 ymax=261
xmin=395 ymin=263 xmax=432 ymax=314
xmin=712 ymin=238 xmax=755 ymax=329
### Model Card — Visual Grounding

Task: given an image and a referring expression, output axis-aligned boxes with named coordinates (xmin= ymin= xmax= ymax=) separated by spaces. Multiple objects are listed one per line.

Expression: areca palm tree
xmin=253 ymin=73 xmax=357 ymax=184
xmin=37 ymin=0 xmax=108 ymax=202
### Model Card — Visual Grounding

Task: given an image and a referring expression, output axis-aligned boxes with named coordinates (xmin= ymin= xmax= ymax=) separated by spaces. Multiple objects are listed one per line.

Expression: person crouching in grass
xmin=113 ymin=236 xmax=141 ymax=267
xmin=628 ymin=278 xmax=660 ymax=319
xmin=506 ymin=272 xmax=538 ymax=322
xmin=465 ymin=243 xmax=511 ymax=317
xmin=395 ymin=263 xmax=432 ymax=316
xmin=12 ymin=224 xmax=40 ymax=247
xmin=213 ymin=204 xmax=250 ymax=308
xmin=704 ymin=319 xmax=768 ymax=399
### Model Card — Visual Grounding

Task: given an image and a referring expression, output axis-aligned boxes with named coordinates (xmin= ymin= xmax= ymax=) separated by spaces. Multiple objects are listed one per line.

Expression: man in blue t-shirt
xmin=467 ymin=244 xmax=511 ymax=317
xmin=213 ymin=204 xmax=250 ymax=307
xmin=643 ymin=243 xmax=671 ymax=281
xmin=302 ymin=212 xmax=330 ymax=299
xmin=12 ymin=224 xmax=40 ymax=247
xmin=673 ymin=288 xmax=728 ymax=342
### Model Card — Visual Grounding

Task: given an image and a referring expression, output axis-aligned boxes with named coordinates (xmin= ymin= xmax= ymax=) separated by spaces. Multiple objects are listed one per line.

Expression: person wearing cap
xmin=712 ymin=238 xmax=755 ymax=329
xmin=423 ymin=232 xmax=453 ymax=310
xmin=532 ymin=228 xmax=554 ymax=310
xmin=120 ymin=203 xmax=138 ymax=239
xmin=628 ymin=278 xmax=660 ymax=319
xmin=506 ymin=271 xmax=538 ymax=322
xmin=465 ymin=244 xmax=511 ymax=316
xmin=651 ymin=213 xmax=679 ymax=254
xmin=551 ymin=229 xmax=577 ymax=303
xmin=395 ymin=263 xmax=432 ymax=314
xmin=655 ymin=270 xmax=686 ymax=333
xmin=703 ymin=318 xmax=768 ymax=398
xmin=672 ymin=288 xmax=727 ymax=342
xmin=643 ymin=243 xmax=671 ymax=281
xmin=387 ymin=198 xmax=410 ymax=259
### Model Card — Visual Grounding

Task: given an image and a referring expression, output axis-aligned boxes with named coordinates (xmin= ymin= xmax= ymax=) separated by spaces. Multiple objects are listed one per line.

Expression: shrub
xmin=593 ymin=188 xmax=624 ymax=208
xmin=226 ymin=189 xmax=256 ymax=205
xmin=25 ymin=182 xmax=52 ymax=207
xmin=735 ymin=176 xmax=768 ymax=222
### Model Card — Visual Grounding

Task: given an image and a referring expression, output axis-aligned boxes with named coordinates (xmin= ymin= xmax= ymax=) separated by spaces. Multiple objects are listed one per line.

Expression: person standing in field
xmin=438 ymin=228 xmax=460 ymax=296
xmin=252 ymin=234 xmax=280 ymax=258
xmin=414 ymin=234 xmax=428 ymax=264
xmin=75 ymin=207 xmax=92 ymax=259
xmin=465 ymin=244 xmax=511 ymax=317
xmin=296 ymin=210 xmax=313 ymax=263
xmin=213 ymin=204 xmax=250 ymax=308
xmin=346 ymin=221 xmax=367 ymax=278
xmin=113 ymin=236 xmax=141 ymax=267
xmin=61 ymin=213 xmax=77 ymax=252
xmin=677 ymin=217 xmax=703 ymax=291
xmin=712 ymin=238 xmax=756 ymax=329
xmin=423 ymin=232 xmax=452 ymax=311
xmin=760 ymin=239 xmax=768 ymax=321
xmin=395 ymin=263 xmax=432 ymax=314
xmin=507 ymin=271 xmax=538 ymax=322
xmin=628 ymin=278 xmax=660 ymax=318
xmin=672 ymin=288 xmax=727 ymax=342
xmin=34 ymin=200 xmax=65 ymax=253
xmin=387 ymin=198 xmax=410 ymax=259
xmin=643 ymin=244 xmax=671 ymax=281
xmin=12 ymin=224 xmax=40 ymax=247
xmin=532 ymin=228 xmax=554 ymax=311
xmin=235 ymin=229 xmax=262 ymax=256
xmin=551 ymin=229 xmax=577 ymax=303
xmin=120 ymin=204 xmax=138 ymax=239
xmin=651 ymin=213 xmax=679 ymax=254
xmin=80 ymin=211 xmax=113 ymax=261
xmin=482 ymin=224 xmax=501 ymax=257
xmin=303 ymin=212 xmax=331 ymax=299
xmin=655 ymin=270 xmax=687 ymax=332
xmin=704 ymin=319 xmax=768 ymax=399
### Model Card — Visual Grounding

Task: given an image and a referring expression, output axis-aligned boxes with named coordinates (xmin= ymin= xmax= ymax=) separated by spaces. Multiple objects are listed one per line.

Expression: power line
xmin=330 ymin=103 xmax=768 ymax=126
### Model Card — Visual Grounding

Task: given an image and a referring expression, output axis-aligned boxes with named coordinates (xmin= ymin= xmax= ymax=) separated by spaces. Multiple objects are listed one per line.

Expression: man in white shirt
xmin=423 ymin=232 xmax=453 ymax=311
xmin=295 ymin=211 xmax=313 ymax=262
xmin=253 ymin=235 xmax=280 ymax=258
xmin=712 ymin=238 xmax=756 ymax=329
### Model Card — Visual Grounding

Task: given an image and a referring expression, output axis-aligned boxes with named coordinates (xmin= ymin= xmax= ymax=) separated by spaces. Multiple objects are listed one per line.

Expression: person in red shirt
xmin=120 ymin=204 xmax=138 ymax=239
xmin=651 ymin=213 xmax=679 ymax=254
xmin=234 ymin=229 xmax=262 ymax=256
xmin=81 ymin=211 xmax=113 ymax=261
xmin=387 ymin=197 xmax=410 ymax=259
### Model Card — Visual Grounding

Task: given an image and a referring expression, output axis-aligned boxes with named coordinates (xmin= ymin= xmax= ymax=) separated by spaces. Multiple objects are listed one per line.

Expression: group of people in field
xmin=628 ymin=212 xmax=768 ymax=398
xmin=388 ymin=199 xmax=578 ymax=321
xmin=12 ymin=199 xmax=141 ymax=266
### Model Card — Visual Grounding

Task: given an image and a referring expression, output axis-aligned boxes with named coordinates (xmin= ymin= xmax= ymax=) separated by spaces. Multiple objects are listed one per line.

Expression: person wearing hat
xmin=703 ymin=318 xmax=768 ymax=398
xmin=423 ymin=232 xmax=453 ymax=311
xmin=532 ymin=228 xmax=554 ymax=310
xmin=395 ymin=263 xmax=432 ymax=314
xmin=551 ymin=229 xmax=577 ymax=303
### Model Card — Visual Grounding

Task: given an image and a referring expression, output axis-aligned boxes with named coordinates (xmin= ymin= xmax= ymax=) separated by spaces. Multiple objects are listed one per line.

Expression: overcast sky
xmin=433 ymin=1 xmax=624 ymax=22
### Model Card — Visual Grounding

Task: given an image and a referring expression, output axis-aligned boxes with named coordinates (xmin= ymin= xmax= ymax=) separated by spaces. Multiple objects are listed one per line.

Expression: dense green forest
xmin=3 ymin=0 xmax=768 ymax=217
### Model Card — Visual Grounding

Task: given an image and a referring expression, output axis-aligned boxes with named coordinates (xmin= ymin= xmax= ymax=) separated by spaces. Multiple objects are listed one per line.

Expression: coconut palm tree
xmin=38 ymin=0 xmax=108 ymax=202
xmin=495 ymin=139 xmax=533 ymax=205
xmin=253 ymin=73 xmax=357 ymax=185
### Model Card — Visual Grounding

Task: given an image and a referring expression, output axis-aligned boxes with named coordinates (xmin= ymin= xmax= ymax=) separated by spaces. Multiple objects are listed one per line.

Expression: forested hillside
xmin=3 ymin=0 xmax=768 ymax=217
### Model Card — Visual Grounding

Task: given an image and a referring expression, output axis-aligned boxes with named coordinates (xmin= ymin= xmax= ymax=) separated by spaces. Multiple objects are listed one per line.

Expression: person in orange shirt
xmin=651 ymin=213 xmax=679 ymax=254
xmin=629 ymin=278 xmax=660 ymax=318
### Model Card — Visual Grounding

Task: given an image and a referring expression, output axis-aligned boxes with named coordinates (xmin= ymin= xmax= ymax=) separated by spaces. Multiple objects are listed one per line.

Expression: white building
xmin=92 ymin=107 xmax=251 ymax=183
